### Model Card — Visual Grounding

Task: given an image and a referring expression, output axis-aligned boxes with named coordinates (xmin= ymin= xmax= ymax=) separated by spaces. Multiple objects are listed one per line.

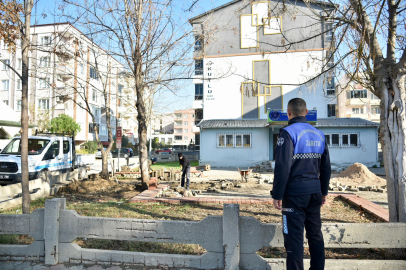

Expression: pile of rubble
xmin=158 ymin=185 xmax=202 ymax=198
xmin=329 ymin=181 xmax=387 ymax=193
xmin=253 ymin=161 xmax=273 ymax=173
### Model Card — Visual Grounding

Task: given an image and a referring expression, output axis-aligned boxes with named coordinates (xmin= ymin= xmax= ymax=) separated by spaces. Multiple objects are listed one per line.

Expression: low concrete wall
xmin=0 ymin=168 xmax=86 ymax=210
xmin=0 ymin=199 xmax=405 ymax=269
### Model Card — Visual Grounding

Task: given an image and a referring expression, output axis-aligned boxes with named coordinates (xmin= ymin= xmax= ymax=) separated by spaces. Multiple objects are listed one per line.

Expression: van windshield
xmin=1 ymin=138 xmax=50 ymax=155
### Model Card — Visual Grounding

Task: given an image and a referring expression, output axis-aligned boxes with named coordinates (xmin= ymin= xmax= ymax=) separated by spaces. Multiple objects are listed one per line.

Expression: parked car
xmin=111 ymin=148 xmax=134 ymax=158
xmin=95 ymin=148 xmax=112 ymax=159
xmin=155 ymin=148 xmax=172 ymax=154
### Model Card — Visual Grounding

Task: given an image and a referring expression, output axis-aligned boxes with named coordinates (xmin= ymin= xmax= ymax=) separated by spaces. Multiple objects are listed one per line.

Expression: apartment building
xmin=190 ymin=0 xmax=379 ymax=167
xmin=336 ymin=75 xmax=381 ymax=123
xmin=0 ymin=22 xmax=128 ymax=145
xmin=173 ymin=109 xmax=196 ymax=149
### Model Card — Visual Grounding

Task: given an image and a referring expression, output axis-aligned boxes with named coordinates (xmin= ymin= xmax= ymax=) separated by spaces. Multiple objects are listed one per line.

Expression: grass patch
xmin=150 ymin=161 xmax=199 ymax=171
xmin=76 ymin=239 xmax=206 ymax=255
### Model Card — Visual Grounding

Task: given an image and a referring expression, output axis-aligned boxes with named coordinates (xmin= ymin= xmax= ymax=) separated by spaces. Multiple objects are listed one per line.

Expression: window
xmin=63 ymin=140 xmax=70 ymax=154
xmin=243 ymin=134 xmax=251 ymax=147
xmin=326 ymin=76 xmax=335 ymax=94
xmin=350 ymin=134 xmax=358 ymax=146
xmin=17 ymin=59 xmax=22 ymax=69
xmin=327 ymin=104 xmax=336 ymax=117
xmin=325 ymin=134 xmax=330 ymax=146
xmin=184 ymin=121 xmax=188 ymax=125
xmin=40 ymin=56 xmax=50 ymax=67
xmin=371 ymin=106 xmax=381 ymax=114
xmin=331 ymin=134 xmax=339 ymax=146
xmin=217 ymin=133 xmax=251 ymax=148
xmin=175 ymin=128 xmax=182 ymax=133
xmin=41 ymin=36 xmax=51 ymax=46
xmin=218 ymin=134 xmax=225 ymax=147
xmin=342 ymin=134 xmax=349 ymax=146
xmin=347 ymin=90 xmax=367 ymax=99
xmin=118 ymin=85 xmax=123 ymax=93
xmin=39 ymin=78 xmax=50 ymax=89
xmin=168 ymin=138 xmax=172 ymax=144
xmin=90 ymin=67 xmax=98 ymax=80
xmin=175 ymin=135 xmax=182 ymax=140
xmin=3 ymin=100 xmax=8 ymax=105
xmin=371 ymin=93 xmax=380 ymax=100
xmin=175 ymin=113 xmax=182 ymax=118
xmin=184 ymin=136 xmax=188 ymax=141
xmin=226 ymin=135 xmax=233 ymax=147
xmin=235 ymin=135 xmax=242 ymax=147
xmin=352 ymin=107 xmax=364 ymax=114
xmin=17 ymin=79 xmax=21 ymax=90
xmin=38 ymin=99 xmax=49 ymax=110
xmin=325 ymin=133 xmax=359 ymax=148
xmin=80 ymin=64 xmax=84 ymax=74
xmin=184 ymin=129 xmax=188 ymax=133
xmin=92 ymin=88 xmax=97 ymax=102
xmin=194 ymin=35 xmax=203 ymax=51
xmin=325 ymin=23 xmax=333 ymax=41
xmin=195 ymin=59 xmax=203 ymax=75
xmin=16 ymin=100 xmax=21 ymax=111
xmin=175 ymin=120 xmax=182 ymax=126
xmin=2 ymin=80 xmax=9 ymax=90
xmin=2 ymin=59 xmax=10 ymax=70
xmin=100 ymin=124 xmax=107 ymax=136
xmin=195 ymin=84 xmax=203 ymax=100
xmin=184 ymin=114 xmax=188 ymax=118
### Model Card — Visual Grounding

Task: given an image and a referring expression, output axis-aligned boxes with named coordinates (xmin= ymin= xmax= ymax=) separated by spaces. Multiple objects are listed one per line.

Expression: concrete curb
xmin=129 ymin=184 xmax=273 ymax=204
xmin=334 ymin=193 xmax=389 ymax=222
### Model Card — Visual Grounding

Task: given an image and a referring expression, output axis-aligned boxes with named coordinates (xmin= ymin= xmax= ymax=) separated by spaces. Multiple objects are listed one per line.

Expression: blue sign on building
xmin=267 ymin=110 xmax=317 ymax=123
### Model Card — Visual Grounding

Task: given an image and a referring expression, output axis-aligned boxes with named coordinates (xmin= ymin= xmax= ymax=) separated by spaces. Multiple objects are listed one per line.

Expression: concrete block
xmin=44 ymin=198 xmax=65 ymax=265
xmin=223 ymin=204 xmax=239 ymax=270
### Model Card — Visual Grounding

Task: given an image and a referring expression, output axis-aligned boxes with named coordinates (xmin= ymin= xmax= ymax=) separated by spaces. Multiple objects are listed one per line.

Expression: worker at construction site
xmin=178 ymin=152 xmax=191 ymax=189
xmin=271 ymin=98 xmax=331 ymax=270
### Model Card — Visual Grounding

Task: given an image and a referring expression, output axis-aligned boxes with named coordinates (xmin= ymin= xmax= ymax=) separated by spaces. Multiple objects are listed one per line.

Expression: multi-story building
xmin=190 ymin=0 xmax=380 ymax=167
xmin=0 ymin=22 xmax=126 ymax=146
xmin=173 ymin=109 xmax=195 ymax=149
xmin=336 ymin=75 xmax=381 ymax=123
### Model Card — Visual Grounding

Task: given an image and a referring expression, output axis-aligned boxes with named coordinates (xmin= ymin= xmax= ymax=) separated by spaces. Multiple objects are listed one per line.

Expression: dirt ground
xmin=57 ymin=178 xmax=142 ymax=202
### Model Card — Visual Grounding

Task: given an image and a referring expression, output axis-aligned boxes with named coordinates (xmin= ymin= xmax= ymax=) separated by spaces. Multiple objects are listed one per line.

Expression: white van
xmin=0 ymin=133 xmax=83 ymax=185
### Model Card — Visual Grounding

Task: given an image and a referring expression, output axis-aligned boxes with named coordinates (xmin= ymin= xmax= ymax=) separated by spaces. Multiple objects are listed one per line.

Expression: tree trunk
xmin=21 ymin=0 xmax=33 ymax=214
xmin=380 ymin=72 xmax=406 ymax=222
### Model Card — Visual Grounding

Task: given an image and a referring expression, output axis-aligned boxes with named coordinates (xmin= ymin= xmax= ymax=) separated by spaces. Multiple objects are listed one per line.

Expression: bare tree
xmin=0 ymin=0 xmax=34 ymax=214
xmin=60 ymin=0 xmax=195 ymax=188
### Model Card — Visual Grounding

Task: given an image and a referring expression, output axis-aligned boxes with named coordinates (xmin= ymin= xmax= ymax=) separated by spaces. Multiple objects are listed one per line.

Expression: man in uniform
xmin=271 ymin=98 xmax=331 ymax=270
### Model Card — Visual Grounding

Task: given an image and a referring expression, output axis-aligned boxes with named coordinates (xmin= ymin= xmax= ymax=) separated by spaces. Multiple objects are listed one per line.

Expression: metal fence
xmin=0 ymin=198 xmax=405 ymax=269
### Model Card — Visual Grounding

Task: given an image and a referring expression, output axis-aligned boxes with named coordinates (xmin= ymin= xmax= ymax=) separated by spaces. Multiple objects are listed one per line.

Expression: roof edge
xmin=189 ymin=0 xmax=336 ymax=24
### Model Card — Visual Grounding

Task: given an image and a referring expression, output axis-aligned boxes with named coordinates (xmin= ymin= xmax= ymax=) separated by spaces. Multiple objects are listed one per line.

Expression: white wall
xmin=200 ymin=127 xmax=269 ymax=167
xmin=199 ymin=51 xmax=332 ymax=120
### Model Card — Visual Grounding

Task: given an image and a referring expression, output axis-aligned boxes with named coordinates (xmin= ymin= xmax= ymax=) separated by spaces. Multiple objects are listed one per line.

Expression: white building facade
xmin=191 ymin=0 xmax=379 ymax=167
xmin=0 ymin=23 xmax=129 ymax=146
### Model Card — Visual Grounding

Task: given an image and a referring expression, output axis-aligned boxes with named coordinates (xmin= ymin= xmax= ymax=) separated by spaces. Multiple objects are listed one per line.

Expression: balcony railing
xmin=346 ymin=98 xmax=367 ymax=106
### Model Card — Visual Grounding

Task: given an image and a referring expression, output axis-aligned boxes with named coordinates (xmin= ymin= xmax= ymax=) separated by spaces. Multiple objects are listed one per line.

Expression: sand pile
xmin=332 ymin=163 xmax=386 ymax=186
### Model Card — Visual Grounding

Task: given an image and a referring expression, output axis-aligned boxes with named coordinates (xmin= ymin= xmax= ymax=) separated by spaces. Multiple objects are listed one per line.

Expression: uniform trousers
xmin=181 ymin=166 xmax=190 ymax=188
xmin=282 ymin=193 xmax=325 ymax=270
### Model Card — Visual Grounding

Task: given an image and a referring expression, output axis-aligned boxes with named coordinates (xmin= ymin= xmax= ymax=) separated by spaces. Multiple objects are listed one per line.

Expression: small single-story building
xmin=197 ymin=118 xmax=379 ymax=168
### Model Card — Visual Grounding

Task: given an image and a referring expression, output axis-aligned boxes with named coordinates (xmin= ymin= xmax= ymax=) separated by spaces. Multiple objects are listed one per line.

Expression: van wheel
xmin=37 ymin=170 xmax=48 ymax=180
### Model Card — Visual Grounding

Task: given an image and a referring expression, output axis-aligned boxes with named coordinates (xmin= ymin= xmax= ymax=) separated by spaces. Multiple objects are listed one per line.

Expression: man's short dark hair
xmin=288 ymin=98 xmax=307 ymax=116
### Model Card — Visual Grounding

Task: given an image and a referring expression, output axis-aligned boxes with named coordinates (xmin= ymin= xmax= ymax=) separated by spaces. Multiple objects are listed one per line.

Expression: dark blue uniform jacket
xmin=271 ymin=116 xmax=331 ymax=200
